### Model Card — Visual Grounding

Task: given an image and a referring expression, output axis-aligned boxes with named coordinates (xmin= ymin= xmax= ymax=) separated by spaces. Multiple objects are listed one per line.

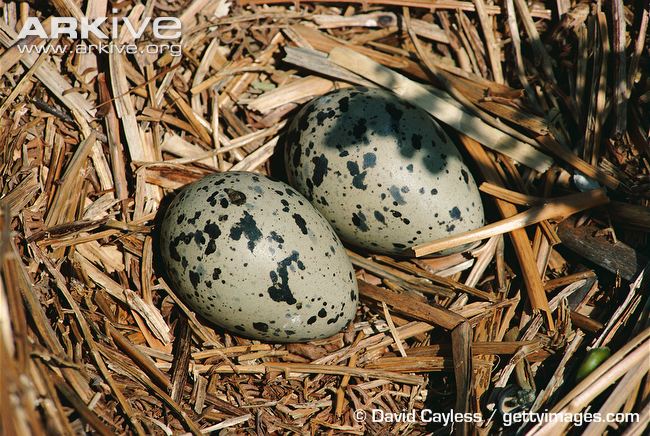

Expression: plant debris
xmin=1 ymin=0 xmax=649 ymax=434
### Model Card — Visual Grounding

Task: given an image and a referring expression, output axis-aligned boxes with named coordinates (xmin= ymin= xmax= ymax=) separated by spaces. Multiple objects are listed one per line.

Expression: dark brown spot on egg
xmin=188 ymin=270 xmax=200 ymax=287
xmin=267 ymin=231 xmax=284 ymax=244
xmin=224 ymin=188 xmax=246 ymax=205
xmin=253 ymin=322 xmax=269 ymax=332
xmin=327 ymin=314 xmax=340 ymax=325
xmin=316 ymin=108 xmax=336 ymax=126
xmin=229 ymin=211 xmax=262 ymax=252
xmin=346 ymin=161 xmax=367 ymax=190
xmin=204 ymin=221 xmax=221 ymax=239
xmin=267 ymin=251 xmax=304 ymax=305
xmin=187 ymin=211 xmax=201 ymax=225
xmin=338 ymin=96 xmax=349 ymax=112
xmin=351 ymin=212 xmax=369 ymax=232
xmin=460 ymin=169 xmax=469 ymax=184
xmin=374 ymin=210 xmax=386 ymax=225
xmin=292 ymin=213 xmax=309 ymax=235
xmin=311 ymin=154 xmax=329 ymax=187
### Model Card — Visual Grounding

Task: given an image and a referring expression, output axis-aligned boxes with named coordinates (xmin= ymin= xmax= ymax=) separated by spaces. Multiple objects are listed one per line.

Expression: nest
xmin=1 ymin=0 xmax=649 ymax=434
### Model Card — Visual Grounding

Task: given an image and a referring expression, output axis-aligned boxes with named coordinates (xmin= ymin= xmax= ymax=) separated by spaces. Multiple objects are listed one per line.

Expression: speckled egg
xmin=159 ymin=171 xmax=358 ymax=342
xmin=284 ymin=87 xmax=485 ymax=256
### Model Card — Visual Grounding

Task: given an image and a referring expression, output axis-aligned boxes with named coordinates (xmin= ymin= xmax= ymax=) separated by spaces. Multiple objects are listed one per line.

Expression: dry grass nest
xmin=1 ymin=0 xmax=649 ymax=435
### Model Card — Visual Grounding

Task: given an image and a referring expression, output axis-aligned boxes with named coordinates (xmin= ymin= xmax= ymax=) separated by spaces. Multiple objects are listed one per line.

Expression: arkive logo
xmin=15 ymin=13 xmax=182 ymax=56
xmin=17 ymin=16 xmax=181 ymax=40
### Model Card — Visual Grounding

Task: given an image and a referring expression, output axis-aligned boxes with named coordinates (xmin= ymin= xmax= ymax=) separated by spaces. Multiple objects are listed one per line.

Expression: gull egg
xmin=159 ymin=171 xmax=358 ymax=342
xmin=285 ymin=87 xmax=485 ymax=255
